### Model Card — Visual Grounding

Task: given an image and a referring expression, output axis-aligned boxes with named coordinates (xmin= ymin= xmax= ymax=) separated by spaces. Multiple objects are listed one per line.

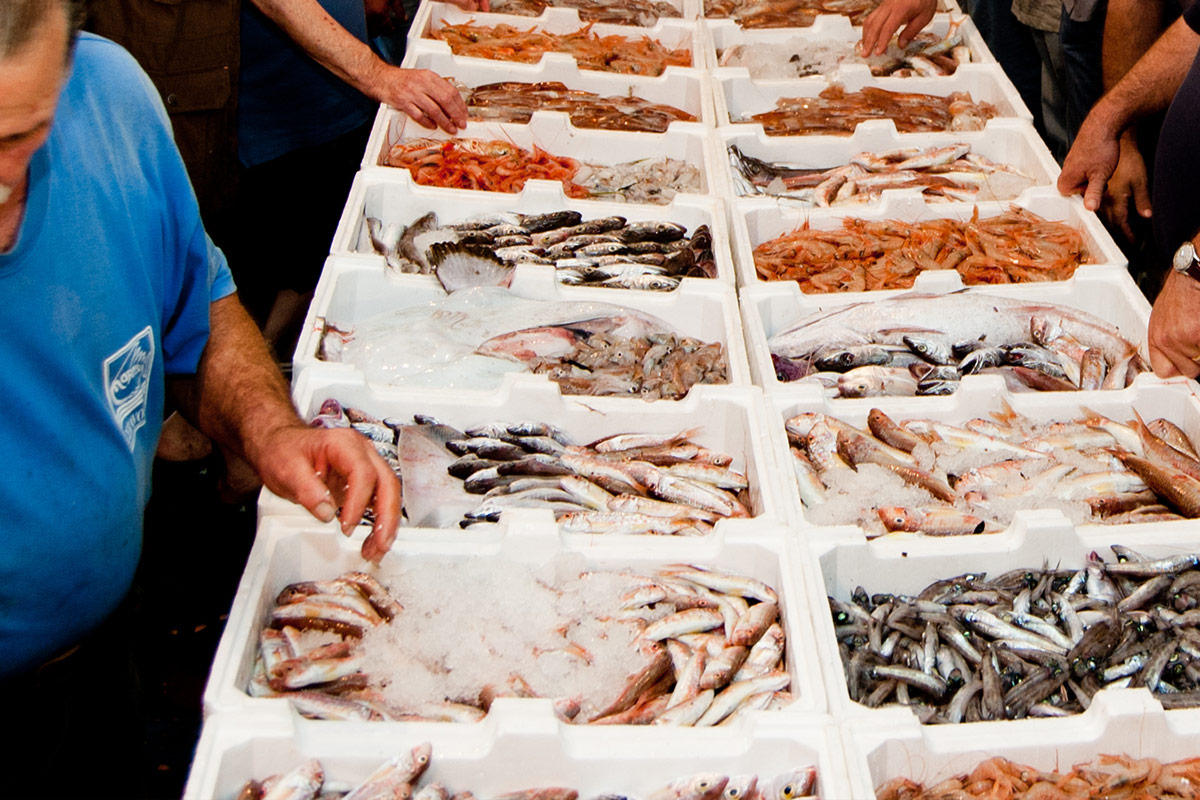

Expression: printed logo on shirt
xmin=103 ymin=325 xmax=155 ymax=451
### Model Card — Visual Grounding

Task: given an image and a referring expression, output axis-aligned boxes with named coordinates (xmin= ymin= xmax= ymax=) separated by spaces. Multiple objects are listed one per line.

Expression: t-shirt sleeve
xmin=117 ymin=48 xmax=232 ymax=374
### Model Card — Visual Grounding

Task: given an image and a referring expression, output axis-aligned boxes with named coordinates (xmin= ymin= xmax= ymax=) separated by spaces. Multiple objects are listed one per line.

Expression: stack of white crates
xmin=189 ymin=2 xmax=1200 ymax=796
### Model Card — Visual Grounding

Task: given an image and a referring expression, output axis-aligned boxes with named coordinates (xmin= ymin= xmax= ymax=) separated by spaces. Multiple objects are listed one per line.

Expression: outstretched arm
xmin=859 ymin=0 xmax=937 ymax=56
xmin=1058 ymin=16 xmax=1200 ymax=210
xmin=175 ymin=294 xmax=402 ymax=563
xmin=1096 ymin=0 xmax=1167 ymax=239
xmin=247 ymin=0 xmax=472 ymax=132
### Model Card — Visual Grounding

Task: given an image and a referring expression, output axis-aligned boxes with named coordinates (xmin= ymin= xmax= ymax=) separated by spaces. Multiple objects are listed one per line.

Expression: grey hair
xmin=0 ymin=0 xmax=86 ymax=62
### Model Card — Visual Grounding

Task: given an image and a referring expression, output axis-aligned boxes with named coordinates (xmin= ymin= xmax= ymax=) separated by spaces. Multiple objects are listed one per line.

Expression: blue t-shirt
xmin=237 ymin=1 xmax=377 ymax=167
xmin=0 ymin=34 xmax=235 ymax=676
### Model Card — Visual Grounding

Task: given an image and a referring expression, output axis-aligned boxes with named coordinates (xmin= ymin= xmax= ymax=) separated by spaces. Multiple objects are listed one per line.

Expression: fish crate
xmin=704 ymin=13 xmax=995 ymax=83
xmin=802 ymin=517 xmax=1200 ymax=725
xmin=407 ymin=0 xmax=702 ymax=40
xmin=256 ymin=372 xmax=791 ymax=537
xmin=407 ymin=4 xmax=705 ymax=72
xmin=717 ymin=118 xmax=1060 ymax=214
xmin=361 ymin=104 xmax=721 ymax=204
xmin=714 ymin=63 xmax=1032 ymax=133
xmin=201 ymin=515 xmax=826 ymax=722
xmin=841 ymin=690 xmax=1200 ymax=799
xmin=404 ymin=47 xmax=716 ymax=130
xmin=738 ymin=267 xmax=1153 ymax=396
xmin=185 ymin=712 xmax=848 ymax=800
xmin=727 ymin=187 xmax=1125 ymax=290
xmin=330 ymin=169 xmax=736 ymax=290
xmin=764 ymin=379 xmax=1200 ymax=539
xmin=292 ymin=256 xmax=751 ymax=396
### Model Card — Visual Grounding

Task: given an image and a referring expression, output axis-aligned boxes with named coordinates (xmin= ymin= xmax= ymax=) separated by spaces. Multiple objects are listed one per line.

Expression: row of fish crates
xmin=404 ymin=1 xmax=980 ymax=72
xmin=192 ymin=513 xmax=1200 ymax=797
xmin=189 ymin=691 xmax=1200 ymax=799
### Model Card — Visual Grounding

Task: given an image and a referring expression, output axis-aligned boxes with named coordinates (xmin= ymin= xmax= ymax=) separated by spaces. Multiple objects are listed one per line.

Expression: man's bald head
xmin=0 ymin=1 xmax=85 ymax=63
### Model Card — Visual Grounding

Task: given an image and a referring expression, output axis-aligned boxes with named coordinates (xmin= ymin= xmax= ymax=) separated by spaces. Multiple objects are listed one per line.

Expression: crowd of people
xmin=1 ymin=0 xmax=1199 ymax=795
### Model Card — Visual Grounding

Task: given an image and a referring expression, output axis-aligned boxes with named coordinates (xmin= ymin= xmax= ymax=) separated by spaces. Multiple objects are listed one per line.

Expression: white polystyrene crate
xmin=738 ymin=268 xmax=1152 ymax=395
xmin=714 ymin=63 xmax=1032 ymax=131
xmin=407 ymin=0 xmax=700 ymax=38
xmin=330 ymin=169 xmax=735 ymax=289
xmin=765 ymin=378 xmax=1200 ymax=538
xmin=186 ymin=712 xmax=847 ymax=800
xmin=719 ymin=118 xmax=1058 ymax=209
xmin=260 ymin=373 xmax=789 ymax=537
xmin=728 ymin=189 xmax=1124 ymax=290
xmin=705 ymin=14 xmax=994 ymax=83
xmin=803 ymin=517 xmax=1200 ymax=722
xmin=361 ymin=107 xmax=720 ymax=204
xmin=405 ymin=48 xmax=715 ymax=129
xmin=202 ymin=516 xmax=825 ymax=720
xmin=842 ymin=690 xmax=1200 ymax=799
xmin=407 ymin=4 xmax=704 ymax=71
xmin=292 ymin=256 xmax=751 ymax=394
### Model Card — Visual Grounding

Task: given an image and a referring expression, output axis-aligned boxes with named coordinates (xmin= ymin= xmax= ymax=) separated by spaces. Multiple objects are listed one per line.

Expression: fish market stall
xmin=729 ymin=190 xmax=1124 ymax=290
xmin=202 ymin=516 xmax=824 ymax=721
xmin=844 ymin=690 xmax=1200 ymax=799
xmin=186 ymin=714 xmax=847 ymax=800
xmin=715 ymin=67 xmax=1030 ymax=134
xmin=802 ymin=517 xmax=1200 ymax=723
xmin=187 ymin=0 xmax=1200 ymax=790
xmin=407 ymin=5 xmax=704 ymax=73
xmin=293 ymin=257 xmax=750 ymax=395
xmin=269 ymin=373 xmax=790 ymax=536
xmin=719 ymin=120 xmax=1059 ymax=209
xmin=768 ymin=380 xmax=1200 ymax=536
xmin=332 ymin=172 xmax=733 ymax=292
xmin=706 ymin=14 xmax=994 ymax=80
xmin=740 ymin=269 xmax=1152 ymax=395
xmin=362 ymin=111 xmax=720 ymax=205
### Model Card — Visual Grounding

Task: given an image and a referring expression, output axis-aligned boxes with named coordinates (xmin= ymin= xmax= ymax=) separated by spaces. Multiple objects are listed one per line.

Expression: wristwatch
xmin=1174 ymin=240 xmax=1200 ymax=282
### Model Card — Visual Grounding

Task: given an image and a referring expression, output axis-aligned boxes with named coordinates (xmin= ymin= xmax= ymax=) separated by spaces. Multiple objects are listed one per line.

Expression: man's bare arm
xmin=1058 ymin=16 xmax=1200 ymax=209
xmin=247 ymin=0 xmax=469 ymax=132
xmin=174 ymin=294 xmax=402 ymax=563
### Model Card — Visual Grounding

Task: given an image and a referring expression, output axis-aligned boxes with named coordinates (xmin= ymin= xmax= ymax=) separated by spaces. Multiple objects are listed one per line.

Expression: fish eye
xmin=781 ymin=784 xmax=796 ymax=798
xmin=729 ymin=790 xmax=740 ymax=798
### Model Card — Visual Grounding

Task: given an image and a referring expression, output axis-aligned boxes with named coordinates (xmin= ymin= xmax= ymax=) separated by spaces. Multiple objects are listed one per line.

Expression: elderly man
xmin=1057 ymin=8 xmax=1200 ymax=377
xmin=0 ymin=0 xmax=400 ymax=791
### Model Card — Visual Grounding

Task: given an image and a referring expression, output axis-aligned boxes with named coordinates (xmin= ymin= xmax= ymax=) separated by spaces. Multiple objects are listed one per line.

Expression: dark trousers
xmin=1060 ymin=0 xmax=1107 ymax=147
xmin=228 ymin=119 xmax=374 ymax=325
xmin=969 ymin=0 xmax=1045 ymax=136
xmin=0 ymin=594 xmax=144 ymax=800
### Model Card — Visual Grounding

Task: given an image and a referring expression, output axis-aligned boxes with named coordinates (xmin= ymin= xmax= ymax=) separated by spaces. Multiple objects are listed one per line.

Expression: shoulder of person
xmin=69 ymin=33 xmax=171 ymax=128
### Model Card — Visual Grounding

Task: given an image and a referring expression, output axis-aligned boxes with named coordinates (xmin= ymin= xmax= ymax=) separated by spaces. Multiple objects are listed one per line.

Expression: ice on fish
xmin=329 ymin=287 xmax=677 ymax=389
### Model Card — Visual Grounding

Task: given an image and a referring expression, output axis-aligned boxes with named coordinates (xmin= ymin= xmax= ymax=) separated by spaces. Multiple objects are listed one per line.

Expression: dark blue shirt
xmin=237 ymin=1 xmax=377 ymax=167
xmin=1152 ymin=2 xmax=1200 ymax=260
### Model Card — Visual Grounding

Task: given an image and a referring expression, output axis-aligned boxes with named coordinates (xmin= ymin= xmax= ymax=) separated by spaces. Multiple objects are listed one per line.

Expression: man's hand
xmin=1149 ymin=269 xmax=1200 ymax=378
xmin=183 ymin=294 xmax=403 ymax=564
xmin=1100 ymin=134 xmax=1152 ymax=241
xmin=246 ymin=424 xmax=403 ymax=563
xmin=1057 ymin=109 xmax=1121 ymax=211
xmin=859 ymin=0 xmax=937 ymax=57
xmin=371 ymin=65 xmax=468 ymax=133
